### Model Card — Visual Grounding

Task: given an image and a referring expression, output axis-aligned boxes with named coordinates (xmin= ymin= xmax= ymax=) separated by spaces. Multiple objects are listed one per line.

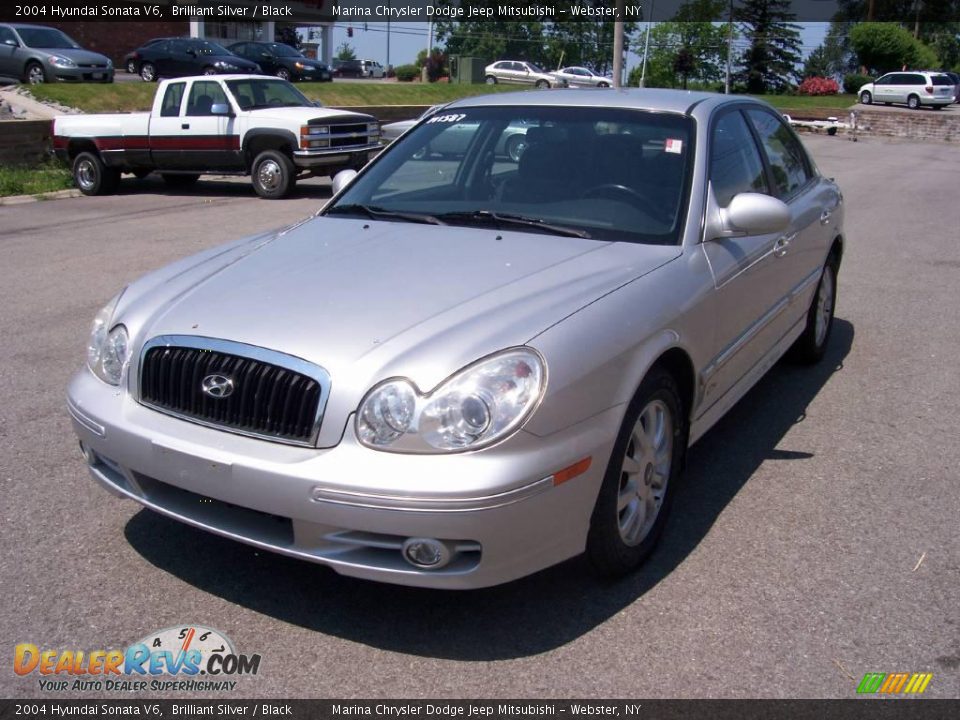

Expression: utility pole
xmin=639 ymin=0 xmax=654 ymax=87
xmin=612 ymin=0 xmax=625 ymax=87
xmin=724 ymin=0 xmax=734 ymax=94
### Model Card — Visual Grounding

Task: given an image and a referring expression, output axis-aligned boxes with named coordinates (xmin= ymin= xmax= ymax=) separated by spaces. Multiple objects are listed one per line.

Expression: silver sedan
xmin=68 ymin=89 xmax=844 ymax=589
xmin=551 ymin=66 xmax=613 ymax=87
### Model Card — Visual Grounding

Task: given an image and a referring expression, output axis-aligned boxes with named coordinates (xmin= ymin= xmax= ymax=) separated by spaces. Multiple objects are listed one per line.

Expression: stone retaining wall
xmin=0 ymin=120 xmax=52 ymax=167
xmin=851 ymin=106 xmax=959 ymax=142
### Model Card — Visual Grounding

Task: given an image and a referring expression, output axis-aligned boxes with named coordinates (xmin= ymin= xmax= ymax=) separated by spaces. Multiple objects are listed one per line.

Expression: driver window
xmin=710 ymin=110 xmax=768 ymax=207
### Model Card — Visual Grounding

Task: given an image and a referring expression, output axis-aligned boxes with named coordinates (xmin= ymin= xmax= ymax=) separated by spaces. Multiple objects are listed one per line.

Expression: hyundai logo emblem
xmin=201 ymin=374 xmax=235 ymax=399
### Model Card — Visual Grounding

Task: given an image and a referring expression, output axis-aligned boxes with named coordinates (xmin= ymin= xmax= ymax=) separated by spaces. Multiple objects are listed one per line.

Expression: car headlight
xmin=214 ymin=61 xmax=238 ymax=70
xmin=356 ymin=348 xmax=545 ymax=453
xmin=87 ymin=293 xmax=130 ymax=385
xmin=49 ymin=55 xmax=77 ymax=68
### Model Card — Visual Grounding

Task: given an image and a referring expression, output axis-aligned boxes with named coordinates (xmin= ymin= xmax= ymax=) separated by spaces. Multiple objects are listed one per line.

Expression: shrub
xmin=843 ymin=73 xmax=874 ymax=94
xmin=798 ymin=76 xmax=840 ymax=96
xmin=394 ymin=64 xmax=419 ymax=82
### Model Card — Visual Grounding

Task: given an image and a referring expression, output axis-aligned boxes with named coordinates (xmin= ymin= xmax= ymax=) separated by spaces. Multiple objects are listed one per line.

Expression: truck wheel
xmin=73 ymin=152 xmax=120 ymax=196
xmin=140 ymin=62 xmax=157 ymax=82
xmin=161 ymin=174 xmax=200 ymax=188
xmin=25 ymin=62 xmax=46 ymax=85
xmin=251 ymin=150 xmax=296 ymax=199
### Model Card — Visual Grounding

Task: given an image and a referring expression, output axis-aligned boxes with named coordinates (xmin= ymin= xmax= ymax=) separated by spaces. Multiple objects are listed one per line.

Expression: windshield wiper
xmin=325 ymin=204 xmax=447 ymax=226
xmin=437 ymin=210 xmax=591 ymax=239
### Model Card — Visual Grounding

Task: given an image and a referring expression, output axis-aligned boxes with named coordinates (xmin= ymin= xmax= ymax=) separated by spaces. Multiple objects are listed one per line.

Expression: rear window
xmin=932 ymin=75 xmax=953 ymax=86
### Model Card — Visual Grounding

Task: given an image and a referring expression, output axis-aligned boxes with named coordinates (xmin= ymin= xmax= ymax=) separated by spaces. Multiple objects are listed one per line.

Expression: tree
xmin=736 ymin=0 xmax=803 ymax=93
xmin=275 ymin=27 xmax=302 ymax=51
xmin=673 ymin=48 xmax=697 ymax=88
xmin=849 ymin=22 xmax=940 ymax=74
xmin=336 ymin=42 xmax=357 ymax=61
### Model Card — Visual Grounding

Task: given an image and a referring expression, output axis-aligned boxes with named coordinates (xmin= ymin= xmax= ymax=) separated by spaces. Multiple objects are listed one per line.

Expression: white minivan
xmin=858 ymin=71 xmax=954 ymax=109
xmin=360 ymin=59 xmax=384 ymax=78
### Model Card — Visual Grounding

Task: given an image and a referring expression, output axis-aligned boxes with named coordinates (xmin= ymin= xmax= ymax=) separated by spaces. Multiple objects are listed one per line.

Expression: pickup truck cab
xmin=53 ymin=75 xmax=380 ymax=198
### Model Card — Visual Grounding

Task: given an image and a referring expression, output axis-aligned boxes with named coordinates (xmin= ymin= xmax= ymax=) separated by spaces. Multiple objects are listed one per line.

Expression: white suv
xmin=858 ymin=71 xmax=955 ymax=109
xmin=360 ymin=60 xmax=384 ymax=79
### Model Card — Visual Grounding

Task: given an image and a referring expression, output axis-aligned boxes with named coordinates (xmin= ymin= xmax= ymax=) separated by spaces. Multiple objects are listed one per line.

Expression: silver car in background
xmin=68 ymin=89 xmax=844 ymax=589
xmin=0 ymin=23 xmax=114 ymax=84
xmin=485 ymin=60 xmax=566 ymax=88
xmin=551 ymin=66 xmax=613 ymax=88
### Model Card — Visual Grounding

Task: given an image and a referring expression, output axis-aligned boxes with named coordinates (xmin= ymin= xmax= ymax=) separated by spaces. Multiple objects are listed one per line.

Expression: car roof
xmin=5 ymin=23 xmax=68 ymax=30
xmin=445 ymin=87 xmax=762 ymax=117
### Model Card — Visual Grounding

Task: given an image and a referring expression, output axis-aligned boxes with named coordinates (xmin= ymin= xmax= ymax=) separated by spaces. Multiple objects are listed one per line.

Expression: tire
xmin=505 ymin=133 xmax=528 ymax=163
xmin=25 ymin=62 xmax=46 ymax=85
xmin=788 ymin=256 xmax=838 ymax=365
xmin=859 ymin=90 xmax=872 ymax=105
xmin=140 ymin=62 xmax=157 ymax=82
xmin=276 ymin=67 xmax=291 ymax=81
xmin=251 ymin=150 xmax=296 ymax=199
xmin=535 ymin=79 xmax=550 ymax=89
xmin=598 ymin=81 xmax=610 ymax=88
xmin=587 ymin=368 xmax=686 ymax=578
xmin=202 ymin=66 xmax=218 ymax=76
xmin=485 ymin=75 xmax=497 ymax=85
xmin=907 ymin=94 xmax=921 ymax=109
xmin=72 ymin=152 xmax=120 ymax=196
xmin=161 ymin=173 xmax=200 ymax=188
xmin=126 ymin=60 xmax=137 ymax=74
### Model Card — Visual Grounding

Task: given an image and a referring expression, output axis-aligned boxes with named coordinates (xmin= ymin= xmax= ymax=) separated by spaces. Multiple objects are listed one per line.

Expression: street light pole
xmin=612 ymin=0 xmax=625 ymax=87
xmin=639 ymin=0 xmax=654 ymax=87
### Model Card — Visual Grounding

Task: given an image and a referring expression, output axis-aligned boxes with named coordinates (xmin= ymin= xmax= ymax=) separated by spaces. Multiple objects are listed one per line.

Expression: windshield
xmin=225 ymin=78 xmax=312 ymax=110
xmin=17 ymin=28 xmax=79 ymax=49
xmin=267 ymin=43 xmax=302 ymax=58
xmin=526 ymin=63 xmax=545 ymax=73
xmin=191 ymin=40 xmax=232 ymax=56
xmin=326 ymin=106 xmax=694 ymax=245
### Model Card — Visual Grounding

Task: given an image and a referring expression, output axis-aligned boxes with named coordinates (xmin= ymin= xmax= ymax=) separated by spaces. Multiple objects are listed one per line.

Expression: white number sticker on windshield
xmin=426 ymin=113 xmax=468 ymax=124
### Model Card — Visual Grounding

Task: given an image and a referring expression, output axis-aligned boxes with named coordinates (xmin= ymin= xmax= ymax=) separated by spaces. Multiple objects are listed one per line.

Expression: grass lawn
xmin=31 ymin=82 xmax=859 ymax=116
xmin=0 ymin=161 xmax=73 ymax=197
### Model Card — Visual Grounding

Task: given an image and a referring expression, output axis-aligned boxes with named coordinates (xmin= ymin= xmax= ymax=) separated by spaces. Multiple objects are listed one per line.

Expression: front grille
xmin=140 ymin=344 xmax=323 ymax=444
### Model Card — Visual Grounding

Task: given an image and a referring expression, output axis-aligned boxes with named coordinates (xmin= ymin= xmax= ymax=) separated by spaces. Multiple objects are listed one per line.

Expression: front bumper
xmin=292 ymin=144 xmax=381 ymax=169
xmin=67 ymin=368 xmax=619 ymax=589
xmin=48 ymin=65 xmax=114 ymax=83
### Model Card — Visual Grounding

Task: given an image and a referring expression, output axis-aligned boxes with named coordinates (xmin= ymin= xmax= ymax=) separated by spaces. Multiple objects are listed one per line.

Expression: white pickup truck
xmin=52 ymin=75 xmax=380 ymax=199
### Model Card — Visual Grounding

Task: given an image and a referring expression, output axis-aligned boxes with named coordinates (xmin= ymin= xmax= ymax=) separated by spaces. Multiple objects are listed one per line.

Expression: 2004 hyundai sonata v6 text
xmin=67 ymin=89 xmax=844 ymax=589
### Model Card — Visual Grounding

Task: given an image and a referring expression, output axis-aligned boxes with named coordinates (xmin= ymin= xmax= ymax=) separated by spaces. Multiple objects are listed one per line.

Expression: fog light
xmin=401 ymin=538 xmax=451 ymax=569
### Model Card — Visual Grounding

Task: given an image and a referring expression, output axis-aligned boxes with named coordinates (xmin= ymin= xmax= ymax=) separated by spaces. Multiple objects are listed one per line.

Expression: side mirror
xmin=210 ymin=103 xmax=233 ymax=116
xmin=3 ymin=38 xmax=19 ymax=47
xmin=331 ymin=169 xmax=358 ymax=196
xmin=722 ymin=193 xmax=791 ymax=236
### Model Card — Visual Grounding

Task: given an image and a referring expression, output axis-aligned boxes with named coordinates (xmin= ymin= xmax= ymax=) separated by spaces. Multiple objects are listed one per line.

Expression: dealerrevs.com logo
xmin=14 ymin=625 xmax=261 ymax=693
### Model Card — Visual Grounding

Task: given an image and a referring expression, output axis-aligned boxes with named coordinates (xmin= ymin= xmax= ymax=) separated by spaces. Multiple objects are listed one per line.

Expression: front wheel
xmin=485 ymin=75 xmax=497 ymax=85
xmin=535 ymin=79 xmax=550 ymax=89
xmin=597 ymin=81 xmax=610 ymax=88
xmin=251 ymin=150 xmax=295 ymax=199
xmin=25 ymin=62 xmax=46 ymax=85
xmin=587 ymin=368 xmax=686 ymax=578
xmin=72 ymin=152 xmax=120 ymax=196
xmin=140 ymin=62 xmax=157 ymax=82
xmin=907 ymin=94 xmax=921 ymax=109
xmin=859 ymin=90 xmax=872 ymax=105
xmin=789 ymin=257 xmax=838 ymax=364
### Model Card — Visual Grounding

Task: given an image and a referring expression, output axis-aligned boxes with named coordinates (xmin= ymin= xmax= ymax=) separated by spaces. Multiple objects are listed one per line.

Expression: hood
xmin=122 ymin=218 xmax=679 ymax=446
xmin=210 ymin=54 xmax=259 ymax=69
xmin=47 ymin=48 xmax=111 ymax=65
xmin=244 ymin=106 xmax=373 ymax=123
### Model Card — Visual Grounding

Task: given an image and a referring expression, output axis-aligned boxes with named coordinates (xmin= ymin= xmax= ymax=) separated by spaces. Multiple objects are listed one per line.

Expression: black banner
xmin=2 ymin=700 xmax=960 ymax=720
xmin=3 ymin=1 xmax=960 ymax=24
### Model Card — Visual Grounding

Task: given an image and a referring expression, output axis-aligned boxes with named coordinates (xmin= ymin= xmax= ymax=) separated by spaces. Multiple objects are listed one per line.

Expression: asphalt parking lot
xmin=1 ymin=135 xmax=958 ymax=700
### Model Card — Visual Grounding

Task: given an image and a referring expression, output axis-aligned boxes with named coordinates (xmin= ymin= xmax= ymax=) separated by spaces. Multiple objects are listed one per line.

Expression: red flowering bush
xmin=799 ymin=77 xmax=840 ymax=96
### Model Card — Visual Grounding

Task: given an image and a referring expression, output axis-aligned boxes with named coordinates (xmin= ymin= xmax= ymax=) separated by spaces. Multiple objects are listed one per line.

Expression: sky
xmin=305 ymin=21 xmax=831 ymax=72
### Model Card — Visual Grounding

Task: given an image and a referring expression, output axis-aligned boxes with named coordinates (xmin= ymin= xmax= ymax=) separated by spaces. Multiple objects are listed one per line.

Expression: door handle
xmin=774 ymin=232 xmax=796 ymax=258
xmin=181 ymin=123 xmax=190 ymax=129
xmin=820 ymin=210 xmax=831 ymax=225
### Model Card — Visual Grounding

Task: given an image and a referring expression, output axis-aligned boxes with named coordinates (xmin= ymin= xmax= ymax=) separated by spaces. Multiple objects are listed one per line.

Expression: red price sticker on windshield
xmin=665 ymin=139 xmax=683 ymax=154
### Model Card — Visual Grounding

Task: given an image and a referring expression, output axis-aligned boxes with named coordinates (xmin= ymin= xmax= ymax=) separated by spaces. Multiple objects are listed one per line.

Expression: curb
xmin=0 ymin=187 xmax=82 ymax=205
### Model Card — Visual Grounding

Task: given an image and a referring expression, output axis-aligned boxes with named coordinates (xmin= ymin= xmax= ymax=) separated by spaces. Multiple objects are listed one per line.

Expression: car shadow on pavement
xmin=125 ymin=319 xmax=854 ymax=661
xmin=113 ymin=176 xmax=333 ymax=200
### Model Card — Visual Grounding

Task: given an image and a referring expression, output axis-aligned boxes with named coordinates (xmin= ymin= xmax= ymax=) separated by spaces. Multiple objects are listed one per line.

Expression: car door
xmin=699 ymin=108 xmax=800 ymax=406
xmin=179 ymin=79 xmax=241 ymax=170
xmin=0 ymin=26 xmax=20 ymax=77
xmin=148 ymin=80 xmax=188 ymax=169
xmin=744 ymin=107 xmax=838 ymax=340
xmin=872 ymin=74 xmax=892 ymax=102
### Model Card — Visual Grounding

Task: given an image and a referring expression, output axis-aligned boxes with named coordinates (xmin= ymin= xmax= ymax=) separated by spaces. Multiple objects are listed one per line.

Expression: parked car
xmin=53 ymin=75 xmax=379 ymax=198
xmin=551 ymin=66 xmax=612 ymax=88
xmin=857 ymin=71 xmax=954 ymax=109
xmin=380 ymin=105 xmax=440 ymax=143
xmin=0 ymin=23 xmax=113 ymax=84
xmin=936 ymin=70 xmax=959 ymax=102
xmin=484 ymin=60 xmax=566 ymax=88
xmin=68 ymin=89 xmax=843 ymax=589
xmin=228 ymin=41 xmax=331 ymax=82
xmin=122 ymin=38 xmax=167 ymax=75
xmin=332 ymin=59 xmax=363 ymax=78
xmin=136 ymin=38 xmax=260 ymax=82
xmin=360 ymin=59 xmax=385 ymax=78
